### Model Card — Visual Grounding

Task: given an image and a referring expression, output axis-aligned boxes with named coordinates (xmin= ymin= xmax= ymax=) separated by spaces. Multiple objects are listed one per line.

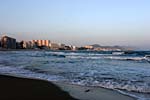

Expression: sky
xmin=0 ymin=0 xmax=150 ymax=50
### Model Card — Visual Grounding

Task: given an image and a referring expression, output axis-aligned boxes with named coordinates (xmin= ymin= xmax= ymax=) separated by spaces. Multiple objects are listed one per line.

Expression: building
xmin=49 ymin=42 xmax=60 ymax=50
xmin=67 ymin=45 xmax=76 ymax=50
xmin=32 ymin=40 xmax=50 ymax=47
xmin=72 ymin=45 xmax=76 ymax=50
xmin=84 ymin=45 xmax=93 ymax=49
xmin=1 ymin=36 xmax=16 ymax=49
xmin=0 ymin=40 xmax=1 ymax=48
xmin=22 ymin=41 xmax=33 ymax=49
xmin=16 ymin=42 xmax=22 ymax=49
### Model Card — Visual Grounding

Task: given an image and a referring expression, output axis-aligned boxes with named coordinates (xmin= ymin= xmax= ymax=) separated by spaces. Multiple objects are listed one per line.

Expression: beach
xmin=0 ymin=74 xmax=77 ymax=100
xmin=0 ymin=50 xmax=149 ymax=100
xmin=0 ymin=74 xmax=136 ymax=100
xmin=55 ymin=82 xmax=136 ymax=100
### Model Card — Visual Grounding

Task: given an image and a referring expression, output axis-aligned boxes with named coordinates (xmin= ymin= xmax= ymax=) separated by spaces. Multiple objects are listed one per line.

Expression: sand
xmin=0 ymin=74 xmax=77 ymax=100
xmin=55 ymin=82 xmax=136 ymax=100
xmin=0 ymin=74 xmax=136 ymax=100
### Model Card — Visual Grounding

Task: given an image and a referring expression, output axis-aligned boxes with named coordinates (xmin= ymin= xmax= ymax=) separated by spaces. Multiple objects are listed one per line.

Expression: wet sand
xmin=55 ymin=82 xmax=136 ymax=100
xmin=0 ymin=74 xmax=77 ymax=100
xmin=0 ymin=74 xmax=136 ymax=100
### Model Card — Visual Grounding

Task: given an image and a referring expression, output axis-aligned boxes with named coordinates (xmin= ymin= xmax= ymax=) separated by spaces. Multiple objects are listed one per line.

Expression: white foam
xmin=116 ymin=90 xmax=150 ymax=100
xmin=112 ymin=52 xmax=125 ymax=55
xmin=104 ymin=56 xmax=145 ymax=61
xmin=0 ymin=65 xmax=66 ymax=82
xmin=66 ymin=56 xmax=102 ymax=59
xmin=0 ymin=65 xmax=150 ymax=100
xmin=71 ymin=79 xmax=150 ymax=100
xmin=47 ymin=51 xmax=113 ymax=58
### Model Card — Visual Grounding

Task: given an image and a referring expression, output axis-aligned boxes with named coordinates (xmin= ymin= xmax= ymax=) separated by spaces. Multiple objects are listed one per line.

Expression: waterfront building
xmin=49 ymin=42 xmax=60 ymax=50
xmin=84 ymin=45 xmax=93 ymax=50
xmin=0 ymin=41 xmax=1 ymax=48
xmin=22 ymin=41 xmax=33 ymax=49
xmin=32 ymin=40 xmax=50 ymax=47
xmin=67 ymin=45 xmax=76 ymax=50
xmin=16 ymin=42 xmax=22 ymax=49
xmin=1 ymin=36 xmax=16 ymax=49
xmin=72 ymin=45 xmax=76 ymax=50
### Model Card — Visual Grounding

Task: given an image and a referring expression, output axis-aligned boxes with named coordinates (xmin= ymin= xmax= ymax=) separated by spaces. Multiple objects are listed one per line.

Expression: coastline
xmin=0 ymin=49 xmax=47 ymax=51
xmin=0 ymin=74 xmax=136 ymax=100
xmin=0 ymin=74 xmax=77 ymax=100
xmin=55 ymin=82 xmax=136 ymax=100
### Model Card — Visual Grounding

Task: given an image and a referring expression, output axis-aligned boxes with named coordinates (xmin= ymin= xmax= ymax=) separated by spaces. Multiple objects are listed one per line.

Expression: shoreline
xmin=0 ymin=48 xmax=132 ymax=52
xmin=0 ymin=74 xmax=77 ymax=100
xmin=0 ymin=74 xmax=136 ymax=100
xmin=54 ymin=82 xmax=136 ymax=100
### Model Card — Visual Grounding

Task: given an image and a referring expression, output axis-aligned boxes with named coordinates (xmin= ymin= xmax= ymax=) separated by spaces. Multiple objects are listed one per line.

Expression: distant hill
xmin=90 ymin=44 xmax=101 ymax=48
xmin=89 ymin=44 xmax=133 ymax=51
xmin=90 ymin=44 xmax=121 ymax=48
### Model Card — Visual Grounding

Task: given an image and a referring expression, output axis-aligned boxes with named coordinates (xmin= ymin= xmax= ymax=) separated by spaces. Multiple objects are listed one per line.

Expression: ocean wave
xmin=46 ymin=51 xmax=113 ymax=57
xmin=70 ymin=77 xmax=150 ymax=94
xmin=66 ymin=55 xmax=147 ymax=62
xmin=66 ymin=56 xmax=102 ymax=59
xmin=124 ymin=51 xmax=150 ymax=57
xmin=1 ymin=65 xmax=150 ymax=93
xmin=15 ymin=51 xmax=150 ymax=63
xmin=1 ymin=51 xmax=150 ymax=100
xmin=116 ymin=90 xmax=150 ymax=100
xmin=0 ymin=65 xmax=149 ymax=100
xmin=112 ymin=52 xmax=125 ymax=55
xmin=104 ymin=56 xmax=146 ymax=61
xmin=0 ymin=65 xmax=66 ymax=82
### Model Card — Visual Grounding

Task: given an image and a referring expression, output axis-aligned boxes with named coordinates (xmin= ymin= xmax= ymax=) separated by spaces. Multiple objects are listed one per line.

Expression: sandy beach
xmin=55 ymin=82 xmax=136 ymax=100
xmin=0 ymin=74 xmax=77 ymax=100
xmin=0 ymin=74 xmax=136 ymax=100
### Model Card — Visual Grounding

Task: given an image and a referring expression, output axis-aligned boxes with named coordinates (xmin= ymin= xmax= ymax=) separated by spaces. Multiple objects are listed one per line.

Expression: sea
xmin=0 ymin=50 xmax=150 ymax=100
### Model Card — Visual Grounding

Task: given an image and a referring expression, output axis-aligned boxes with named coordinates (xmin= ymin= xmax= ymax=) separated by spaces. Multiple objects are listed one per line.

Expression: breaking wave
xmin=0 ymin=50 xmax=150 ymax=100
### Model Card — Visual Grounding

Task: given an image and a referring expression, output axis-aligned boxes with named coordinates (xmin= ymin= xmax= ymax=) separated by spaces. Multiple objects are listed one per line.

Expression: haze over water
xmin=0 ymin=0 xmax=150 ymax=50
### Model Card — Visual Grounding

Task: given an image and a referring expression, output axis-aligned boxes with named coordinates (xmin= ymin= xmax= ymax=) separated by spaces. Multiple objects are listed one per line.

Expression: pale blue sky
xmin=0 ymin=0 xmax=150 ymax=49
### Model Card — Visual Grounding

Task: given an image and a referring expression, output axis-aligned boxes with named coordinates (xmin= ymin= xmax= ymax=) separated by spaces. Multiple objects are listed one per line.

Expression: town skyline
xmin=0 ymin=0 xmax=150 ymax=50
xmin=0 ymin=33 xmax=135 ymax=49
xmin=0 ymin=35 xmax=132 ymax=51
xmin=0 ymin=33 xmax=148 ymax=50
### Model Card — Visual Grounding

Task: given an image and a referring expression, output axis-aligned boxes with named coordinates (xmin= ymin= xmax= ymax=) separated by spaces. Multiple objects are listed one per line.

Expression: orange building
xmin=84 ymin=45 xmax=93 ymax=49
xmin=32 ymin=40 xmax=50 ymax=47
